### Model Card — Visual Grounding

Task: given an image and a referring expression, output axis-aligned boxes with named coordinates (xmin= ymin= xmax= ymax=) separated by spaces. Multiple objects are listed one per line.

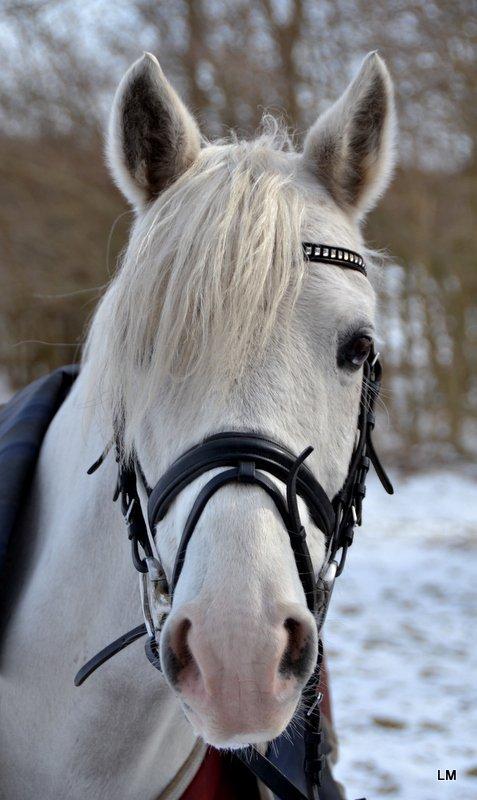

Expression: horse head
xmin=85 ymin=50 xmax=395 ymax=749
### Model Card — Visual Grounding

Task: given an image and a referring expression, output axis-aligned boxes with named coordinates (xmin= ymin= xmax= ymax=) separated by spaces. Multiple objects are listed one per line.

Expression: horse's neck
xmin=1 ymin=369 xmax=201 ymax=799
xmin=33 ymin=371 xmax=135 ymax=631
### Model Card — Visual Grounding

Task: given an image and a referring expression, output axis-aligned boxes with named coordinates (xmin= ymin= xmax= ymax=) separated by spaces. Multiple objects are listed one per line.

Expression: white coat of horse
xmin=1 ymin=51 xmax=395 ymax=799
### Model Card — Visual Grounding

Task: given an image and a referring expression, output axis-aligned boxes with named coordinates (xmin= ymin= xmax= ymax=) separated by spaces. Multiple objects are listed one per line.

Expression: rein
xmin=75 ymin=242 xmax=393 ymax=800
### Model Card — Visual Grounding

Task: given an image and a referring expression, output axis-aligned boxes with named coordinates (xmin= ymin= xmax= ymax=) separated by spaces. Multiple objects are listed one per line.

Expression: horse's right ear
xmin=303 ymin=53 xmax=395 ymax=220
xmin=107 ymin=53 xmax=201 ymax=208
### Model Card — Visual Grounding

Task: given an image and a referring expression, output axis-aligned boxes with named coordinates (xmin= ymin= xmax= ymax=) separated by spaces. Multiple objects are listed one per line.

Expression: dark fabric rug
xmin=0 ymin=364 xmax=79 ymax=629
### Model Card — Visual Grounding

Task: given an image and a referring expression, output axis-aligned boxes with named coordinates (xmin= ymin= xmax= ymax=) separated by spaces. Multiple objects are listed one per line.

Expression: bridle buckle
xmin=315 ymin=559 xmax=338 ymax=632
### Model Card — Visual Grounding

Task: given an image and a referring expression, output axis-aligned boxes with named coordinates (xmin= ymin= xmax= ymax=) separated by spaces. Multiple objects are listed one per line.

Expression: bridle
xmin=75 ymin=242 xmax=393 ymax=800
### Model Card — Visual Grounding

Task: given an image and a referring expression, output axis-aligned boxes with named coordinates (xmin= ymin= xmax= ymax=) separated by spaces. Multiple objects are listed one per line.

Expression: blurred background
xmin=1 ymin=0 xmax=476 ymax=468
xmin=0 ymin=1 xmax=476 ymax=798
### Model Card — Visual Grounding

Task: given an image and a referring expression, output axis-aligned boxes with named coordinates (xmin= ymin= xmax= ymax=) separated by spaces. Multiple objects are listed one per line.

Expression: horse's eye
xmin=338 ymin=335 xmax=373 ymax=370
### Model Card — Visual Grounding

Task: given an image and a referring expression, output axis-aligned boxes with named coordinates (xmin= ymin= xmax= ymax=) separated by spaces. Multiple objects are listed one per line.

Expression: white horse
xmin=1 ymin=52 xmax=395 ymax=799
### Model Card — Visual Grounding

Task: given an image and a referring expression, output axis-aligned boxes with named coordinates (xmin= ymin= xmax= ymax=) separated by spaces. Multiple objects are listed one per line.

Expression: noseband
xmin=76 ymin=242 xmax=393 ymax=800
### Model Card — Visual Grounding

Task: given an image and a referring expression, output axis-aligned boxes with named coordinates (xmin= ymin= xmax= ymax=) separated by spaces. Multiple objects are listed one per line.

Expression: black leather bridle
xmin=75 ymin=242 xmax=393 ymax=800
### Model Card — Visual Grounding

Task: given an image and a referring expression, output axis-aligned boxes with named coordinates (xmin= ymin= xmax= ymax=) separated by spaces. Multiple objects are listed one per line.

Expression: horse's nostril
xmin=280 ymin=617 xmax=314 ymax=680
xmin=164 ymin=616 xmax=194 ymax=685
xmin=284 ymin=617 xmax=300 ymax=635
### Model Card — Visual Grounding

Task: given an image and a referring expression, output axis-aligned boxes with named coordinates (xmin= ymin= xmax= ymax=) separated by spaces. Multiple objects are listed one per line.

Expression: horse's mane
xmin=84 ymin=124 xmax=308 ymax=452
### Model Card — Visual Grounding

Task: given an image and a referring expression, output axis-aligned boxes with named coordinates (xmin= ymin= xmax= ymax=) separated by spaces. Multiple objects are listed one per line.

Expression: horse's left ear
xmin=303 ymin=52 xmax=396 ymax=219
xmin=107 ymin=53 xmax=201 ymax=208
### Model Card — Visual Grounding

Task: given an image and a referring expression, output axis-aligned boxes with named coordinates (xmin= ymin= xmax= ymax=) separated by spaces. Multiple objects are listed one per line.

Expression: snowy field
xmin=327 ymin=469 xmax=477 ymax=800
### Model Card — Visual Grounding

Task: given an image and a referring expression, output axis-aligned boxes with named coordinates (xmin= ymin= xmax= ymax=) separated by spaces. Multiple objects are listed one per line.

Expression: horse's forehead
xmin=295 ymin=246 xmax=377 ymax=338
xmin=198 ymin=140 xmax=295 ymax=174
xmin=197 ymin=142 xmax=347 ymax=225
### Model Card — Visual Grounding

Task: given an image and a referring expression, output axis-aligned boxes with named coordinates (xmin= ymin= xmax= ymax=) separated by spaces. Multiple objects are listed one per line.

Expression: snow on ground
xmin=326 ymin=469 xmax=477 ymax=800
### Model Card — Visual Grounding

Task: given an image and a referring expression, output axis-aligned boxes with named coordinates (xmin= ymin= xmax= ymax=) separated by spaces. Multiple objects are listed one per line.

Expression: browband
xmin=302 ymin=242 xmax=367 ymax=276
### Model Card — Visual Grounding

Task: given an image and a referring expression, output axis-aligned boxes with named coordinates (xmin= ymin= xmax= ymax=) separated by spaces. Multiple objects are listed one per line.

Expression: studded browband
xmin=302 ymin=242 xmax=367 ymax=276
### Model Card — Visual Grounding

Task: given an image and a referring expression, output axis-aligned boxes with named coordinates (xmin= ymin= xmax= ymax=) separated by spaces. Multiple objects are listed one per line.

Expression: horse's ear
xmin=107 ymin=53 xmax=201 ymax=208
xmin=303 ymin=53 xmax=396 ymax=219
